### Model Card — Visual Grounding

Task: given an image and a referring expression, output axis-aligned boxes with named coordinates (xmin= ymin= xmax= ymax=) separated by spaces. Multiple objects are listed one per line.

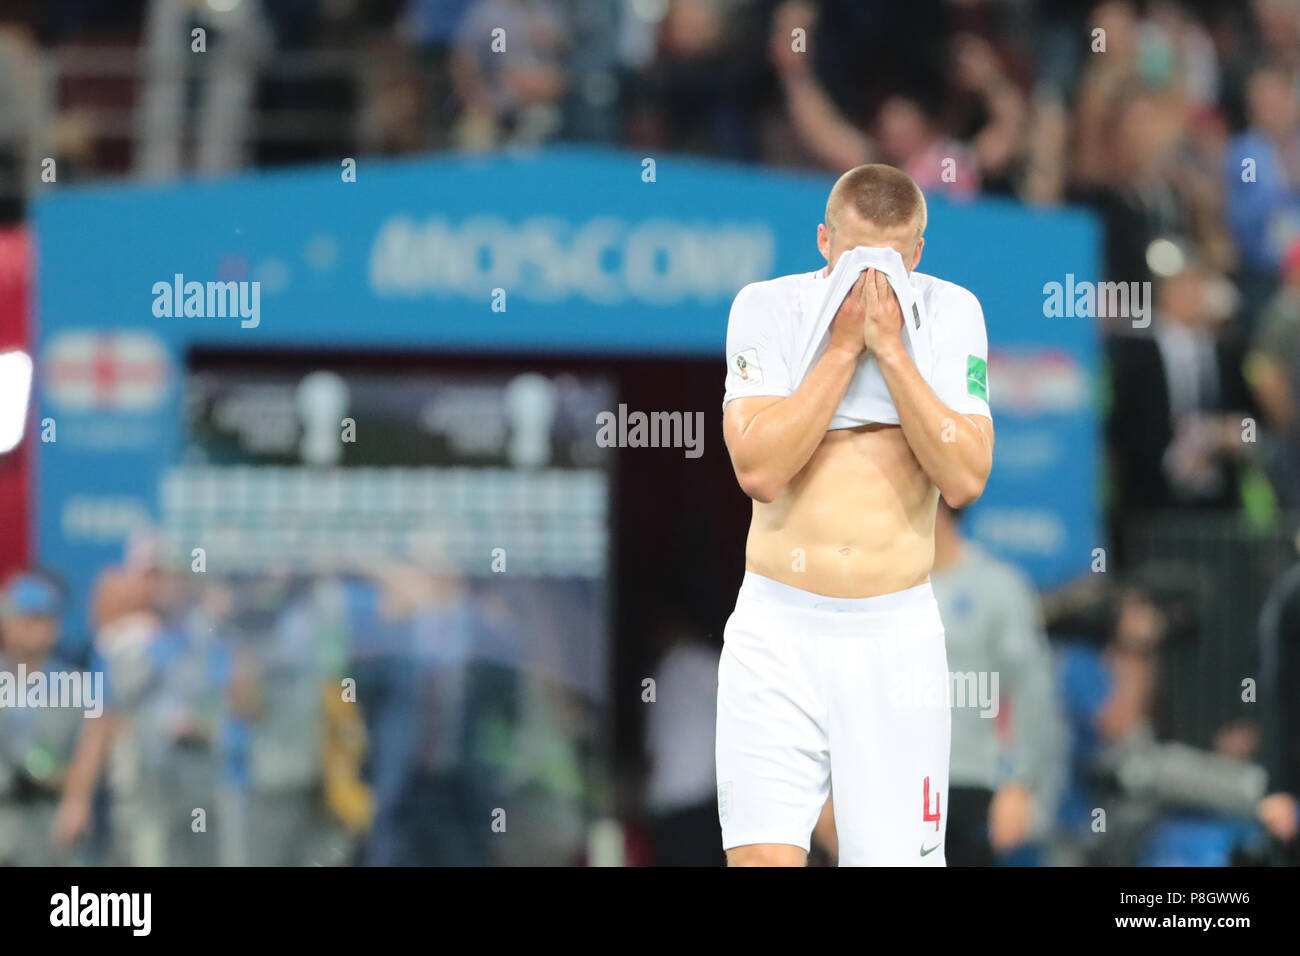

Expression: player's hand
xmin=828 ymin=271 xmax=868 ymax=358
xmin=988 ymin=781 xmax=1033 ymax=852
xmin=861 ymin=268 xmax=905 ymax=357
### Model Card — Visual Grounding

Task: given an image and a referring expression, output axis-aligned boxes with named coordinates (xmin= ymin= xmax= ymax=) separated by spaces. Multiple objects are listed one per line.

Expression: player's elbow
xmin=940 ymin=474 xmax=987 ymax=509
xmin=735 ymin=465 xmax=782 ymax=504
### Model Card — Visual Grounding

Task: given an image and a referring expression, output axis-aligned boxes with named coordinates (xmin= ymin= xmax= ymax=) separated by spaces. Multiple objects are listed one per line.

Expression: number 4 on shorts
xmin=923 ymin=776 xmax=941 ymax=831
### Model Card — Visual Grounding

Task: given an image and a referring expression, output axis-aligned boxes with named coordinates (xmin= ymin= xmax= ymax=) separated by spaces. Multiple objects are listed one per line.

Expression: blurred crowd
xmin=0 ymin=545 xmax=597 ymax=866
xmin=2 ymin=0 xmax=1300 ymax=865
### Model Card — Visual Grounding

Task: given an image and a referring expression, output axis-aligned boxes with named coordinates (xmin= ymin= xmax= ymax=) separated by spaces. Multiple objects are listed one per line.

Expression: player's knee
xmin=726 ymin=843 xmax=807 ymax=867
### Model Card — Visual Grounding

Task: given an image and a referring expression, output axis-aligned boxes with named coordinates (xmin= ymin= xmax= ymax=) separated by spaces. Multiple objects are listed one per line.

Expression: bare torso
xmin=743 ymin=423 xmax=938 ymax=598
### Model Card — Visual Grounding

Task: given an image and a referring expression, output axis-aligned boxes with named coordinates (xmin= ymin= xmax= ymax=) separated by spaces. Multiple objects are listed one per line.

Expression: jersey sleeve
xmin=722 ymin=282 xmax=795 ymax=406
xmin=931 ymin=285 xmax=992 ymax=420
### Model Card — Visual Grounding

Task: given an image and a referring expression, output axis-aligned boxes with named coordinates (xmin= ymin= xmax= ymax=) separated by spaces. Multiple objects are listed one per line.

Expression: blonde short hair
xmin=825 ymin=164 xmax=927 ymax=240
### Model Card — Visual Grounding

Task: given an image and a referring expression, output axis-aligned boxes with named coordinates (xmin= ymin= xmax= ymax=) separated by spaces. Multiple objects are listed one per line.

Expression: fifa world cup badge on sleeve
xmin=731 ymin=349 xmax=762 ymax=386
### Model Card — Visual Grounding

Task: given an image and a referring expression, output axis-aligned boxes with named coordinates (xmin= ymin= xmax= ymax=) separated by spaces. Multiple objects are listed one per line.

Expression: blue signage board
xmin=34 ymin=147 xmax=1101 ymax=644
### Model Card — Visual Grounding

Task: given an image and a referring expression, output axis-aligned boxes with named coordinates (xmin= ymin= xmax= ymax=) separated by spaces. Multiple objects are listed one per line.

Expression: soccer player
xmin=718 ymin=164 xmax=994 ymax=866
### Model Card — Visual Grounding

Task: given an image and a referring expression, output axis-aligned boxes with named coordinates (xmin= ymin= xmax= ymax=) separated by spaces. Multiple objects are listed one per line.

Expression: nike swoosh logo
xmin=920 ymin=842 xmax=942 ymax=857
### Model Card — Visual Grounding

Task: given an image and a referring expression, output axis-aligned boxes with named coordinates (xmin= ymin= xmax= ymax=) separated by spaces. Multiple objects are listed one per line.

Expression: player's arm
xmin=724 ymin=275 xmax=868 ymax=503
xmin=865 ymin=270 xmax=994 ymax=507
xmin=724 ymin=347 xmax=858 ymax=503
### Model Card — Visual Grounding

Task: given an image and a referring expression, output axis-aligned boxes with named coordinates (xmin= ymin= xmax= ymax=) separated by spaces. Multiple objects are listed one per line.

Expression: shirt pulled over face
xmin=722 ymin=264 xmax=992 ymax=429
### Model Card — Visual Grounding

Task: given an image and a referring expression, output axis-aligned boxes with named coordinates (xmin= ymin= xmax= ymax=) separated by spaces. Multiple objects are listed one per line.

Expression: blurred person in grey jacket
xmin=930 ymin=503 xmax=1066 ymax=866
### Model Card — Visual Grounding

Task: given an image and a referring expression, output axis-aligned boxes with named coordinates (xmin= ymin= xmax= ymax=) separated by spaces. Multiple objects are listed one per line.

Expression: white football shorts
xmin=716 ymin=571 xmax=951 ymax=866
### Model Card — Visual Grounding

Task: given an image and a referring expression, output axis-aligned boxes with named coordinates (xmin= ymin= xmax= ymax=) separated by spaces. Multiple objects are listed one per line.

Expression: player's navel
xmin=837 ymin=547 xmax=852 ymax=556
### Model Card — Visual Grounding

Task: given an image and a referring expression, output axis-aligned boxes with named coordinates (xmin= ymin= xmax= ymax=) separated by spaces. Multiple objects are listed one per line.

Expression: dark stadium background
xmin=0 ymin=0 xmax=1297 ymax=868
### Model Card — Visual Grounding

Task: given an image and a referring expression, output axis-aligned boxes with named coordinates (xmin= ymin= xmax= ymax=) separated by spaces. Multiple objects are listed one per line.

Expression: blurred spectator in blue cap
xmin=0 ymin=569 xmax=93 ymax=866
xmin=2 ymin=571 xmax=63 ymax=619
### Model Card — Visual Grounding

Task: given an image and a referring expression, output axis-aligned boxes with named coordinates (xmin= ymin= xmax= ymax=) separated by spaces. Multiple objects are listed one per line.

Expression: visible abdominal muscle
xmin=744 ymin=425 xmax=938 ymax=598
